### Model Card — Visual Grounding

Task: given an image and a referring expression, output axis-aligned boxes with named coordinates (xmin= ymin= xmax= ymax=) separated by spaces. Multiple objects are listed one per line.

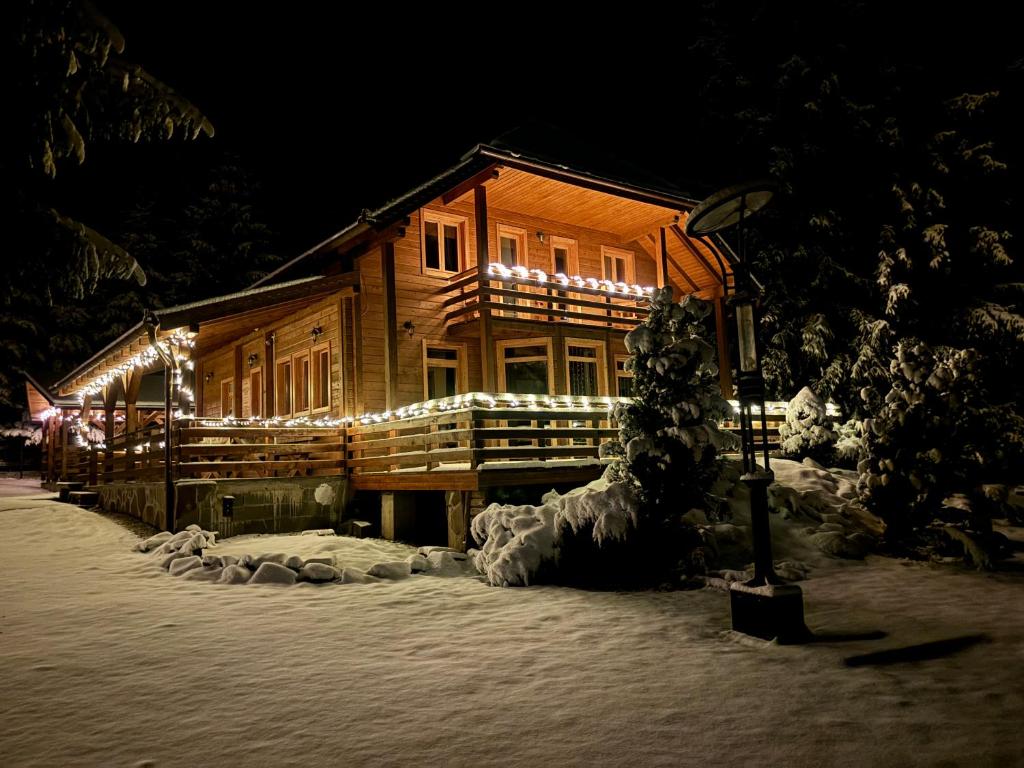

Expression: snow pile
xmin=470 ymin=496 xmax=559 ymax=587
xmin=471 ymin=458 xmax=885 ymax=587
xmin=470 ymin=472 xmax=642 ymax=587
xmin=140 ymin=525 xmax=474 ymax=586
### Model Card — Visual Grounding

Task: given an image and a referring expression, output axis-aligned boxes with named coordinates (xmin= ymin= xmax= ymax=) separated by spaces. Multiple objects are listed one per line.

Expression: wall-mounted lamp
xmin=265 ymin=332 xmax=276 ymax=347
xmin=310 ymin=326 xmax=323 ymax=343
xmin=204 ymin=371 xmax=215 ymax=384
xmin=536 ymin=230 xmax=546 ymax=244
xmin=402 ymin=320 xmax=416 ymax=338
xmin=247 ymin=353 xmax=259 ymax=368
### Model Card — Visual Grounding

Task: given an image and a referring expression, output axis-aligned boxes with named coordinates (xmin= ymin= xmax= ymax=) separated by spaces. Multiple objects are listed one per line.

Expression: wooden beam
xmin=475 ymin=186 xmax=496 ymax=392
xmin=671 ymin=224 xmax=726 ymax=286
xmin=381 ymin=242 xmax=399 ymax=410
xmin=662 ymin=228 xmax=704 ymax=293
xmin=233 ymin=344 xmax=244 ymax=418
xmin=441 ymin=164 xmax=500 ymax=205
xmin=264 ymin=332 xmax=275 ymax=418
xmin=658 ymin=228 xmax=669 ymax=289
xmin=714 ymin=294 xmax=733 ymax=397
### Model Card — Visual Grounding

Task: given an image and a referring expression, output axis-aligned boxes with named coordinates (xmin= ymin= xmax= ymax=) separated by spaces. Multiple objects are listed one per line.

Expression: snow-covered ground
xmin=2 ymin=482 xmax=1023 ymax=767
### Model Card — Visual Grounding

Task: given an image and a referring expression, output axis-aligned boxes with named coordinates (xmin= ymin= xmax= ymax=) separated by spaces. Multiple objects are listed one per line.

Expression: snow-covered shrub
xmin=858 ymin=340 xmax=1023 ymax=542
xmin=470 ymin=471 xmax=646 ymax=587
xmin=778 ymin=386 xmax=838 ymax=463
xmin=833 ymin=418 xmax=865 ymax=468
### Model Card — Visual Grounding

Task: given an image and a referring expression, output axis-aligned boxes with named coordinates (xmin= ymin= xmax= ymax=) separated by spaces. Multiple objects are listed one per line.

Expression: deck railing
xmin=346 ymin=401 xmax=620 ymax=476
xmin=439 ymin=265 xmax=651 ymax=331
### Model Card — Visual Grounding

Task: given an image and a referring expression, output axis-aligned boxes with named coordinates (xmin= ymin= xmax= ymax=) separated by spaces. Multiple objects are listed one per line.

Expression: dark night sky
xmin=68 ymin=2 xmax=1022 ymax=258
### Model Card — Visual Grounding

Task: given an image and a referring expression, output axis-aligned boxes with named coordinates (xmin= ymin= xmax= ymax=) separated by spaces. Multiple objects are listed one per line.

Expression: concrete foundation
xmin=94 ymin=476 xmax=349 ymax=536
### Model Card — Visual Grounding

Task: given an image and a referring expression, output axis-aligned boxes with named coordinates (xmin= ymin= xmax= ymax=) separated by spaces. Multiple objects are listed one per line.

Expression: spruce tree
xmin=604 ymin=288 xmax=735 ymax=557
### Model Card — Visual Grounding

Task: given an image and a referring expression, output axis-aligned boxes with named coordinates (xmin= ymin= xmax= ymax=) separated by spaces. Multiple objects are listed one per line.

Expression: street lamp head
xmin=684 ymin=180 xmax=775 ymax=240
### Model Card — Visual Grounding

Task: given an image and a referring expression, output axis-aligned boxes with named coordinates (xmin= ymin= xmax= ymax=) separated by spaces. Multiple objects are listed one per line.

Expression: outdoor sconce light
xmin=402 ymin=320 xmax=415 ymax=338
xmin=310 ymin=326 xmax=323 ymax=343
xmin=204 ymin=371 xmax=214 ymax=383
xmin=536 ymin=230 xmax=546 ymax=244
xmin=265 ymin=332 xmax=276 ymax=347
xmin=735 ymin=301 xmax=758 ymax=373
xmin=247 ymin=353 xmax=259 ymax=368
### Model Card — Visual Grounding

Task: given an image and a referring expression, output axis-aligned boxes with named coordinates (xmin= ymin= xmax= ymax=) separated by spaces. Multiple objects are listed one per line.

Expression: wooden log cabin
xmin=37 ymin=139 xmax=759 ymax=547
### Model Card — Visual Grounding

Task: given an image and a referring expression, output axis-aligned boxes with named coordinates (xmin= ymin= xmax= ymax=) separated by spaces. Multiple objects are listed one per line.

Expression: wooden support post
xmin=552 ymin=326 xmax=567 ymax=396
xmin=102 ymin=383 xmax=119 ymax=484
xmin=657 ymin=227 xmax=669 ymax=291
xmin=475 ymin=186 xmax=497 ymax=392
xmin=234 ymin=344 xmax=244 ymax=418
xmin=714 ymin=292 xmax=733 ymax=397
xmin=264 ymin=331 xmax=275 ymax=418
xmin=381 ymin=242 xmax=399 ymax=411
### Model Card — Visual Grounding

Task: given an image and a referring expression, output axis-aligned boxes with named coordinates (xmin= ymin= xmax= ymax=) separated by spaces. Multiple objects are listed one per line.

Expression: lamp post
xmin=685 ymin=181 xmax=808 ymax=643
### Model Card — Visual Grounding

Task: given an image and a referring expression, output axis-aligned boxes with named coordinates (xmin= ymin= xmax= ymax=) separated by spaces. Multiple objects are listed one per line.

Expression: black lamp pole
xmin=685 ymin=182 xmax=808 ymax=643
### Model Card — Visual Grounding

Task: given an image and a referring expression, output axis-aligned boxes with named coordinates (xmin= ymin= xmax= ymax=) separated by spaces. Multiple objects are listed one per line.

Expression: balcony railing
xmin=440 ymin=264 xmax=652 ymax=331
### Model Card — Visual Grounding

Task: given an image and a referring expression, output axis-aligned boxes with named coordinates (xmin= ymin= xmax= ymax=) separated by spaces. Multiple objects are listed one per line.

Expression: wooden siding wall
xmin=194 ymin=296 xmax=341 ymax=419
xmin=353 ymin=202 xmax=655 ymax=412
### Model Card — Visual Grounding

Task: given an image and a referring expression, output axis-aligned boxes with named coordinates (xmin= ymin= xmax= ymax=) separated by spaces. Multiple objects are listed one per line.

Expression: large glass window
xmin=499 ymin=341 xmax=552 ymax=395
xmin=422 ymin=210 xmax=465 ymax=275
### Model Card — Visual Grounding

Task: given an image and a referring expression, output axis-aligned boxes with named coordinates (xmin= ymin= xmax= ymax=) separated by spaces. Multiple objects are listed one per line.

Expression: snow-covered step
xmin=67 ymin=490 xmax=99 ymax=507
xmin=56 ymin=481 xmax=84 ymax=502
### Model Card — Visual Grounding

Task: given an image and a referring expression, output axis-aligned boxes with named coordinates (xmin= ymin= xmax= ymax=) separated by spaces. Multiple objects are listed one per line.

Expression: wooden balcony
xmin=439 ymin=265 xmax=652 ymax=332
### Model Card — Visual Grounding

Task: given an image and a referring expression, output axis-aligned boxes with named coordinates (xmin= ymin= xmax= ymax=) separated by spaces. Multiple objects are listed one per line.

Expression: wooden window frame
xmin=292 ymin=350 xmax=311 ymax=416
xmin=311 ymin=341 xmax=332 ymax=414
xmin=219 ymin=378 xmax=235 ymax=418
xmin=275 ymin=357 xmax=293 ymax=417
xmin=614 ymin=354 xmax=634 ymax=398
xmin=496 ymin=337 xmax=555 ymax=394
xmin=420 ymin=209 xmax=467 ymax=278
xmin=564 ymin=338 xmax=609 ymax=397
xmin=600 ymin=245 xmax=636 ymax=285
xmin=421 ymin=340 xmax=468 ymax=401
xmin=496 ymin=223 xmax=530 ymax=317
xmin=249 ymin=367 xmax=264 ymax=419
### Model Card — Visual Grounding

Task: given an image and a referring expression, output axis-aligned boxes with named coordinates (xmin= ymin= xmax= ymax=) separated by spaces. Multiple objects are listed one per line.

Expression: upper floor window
xmin=421 ymin=210 xmax=466 ymax=276
xmin=601 ymin=245 xmax=636 ymax=285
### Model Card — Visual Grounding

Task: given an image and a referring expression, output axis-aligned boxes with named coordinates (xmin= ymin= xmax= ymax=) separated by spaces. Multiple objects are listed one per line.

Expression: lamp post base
xmin=730 ymin=581 xmax=810 ymax=644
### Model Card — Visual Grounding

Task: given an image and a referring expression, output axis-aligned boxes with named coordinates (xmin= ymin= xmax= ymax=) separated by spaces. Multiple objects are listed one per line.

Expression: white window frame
xmin=311 ymin=341 xmax=332 ymax=414
xmin=564 ymin=338 xmax=609 ymax=397
xmin=421 ymin=340 xmax=468 ymax=401
xmin=420 ymin=209 xmax=467 ymax=277
xmin=600 ymin=245 xmax=636 ymax=285
xmin=496 ymin=337 xmax=554 ymax=394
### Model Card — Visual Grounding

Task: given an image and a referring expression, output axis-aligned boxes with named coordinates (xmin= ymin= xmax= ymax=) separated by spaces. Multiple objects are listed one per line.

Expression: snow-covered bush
xmin=833 ymin=418 xmax=865 ymax=467
xmin=858 ymin=340 xmax=1023 ymax=542
xmin=778 ymin=386 xmax=837 ymax=463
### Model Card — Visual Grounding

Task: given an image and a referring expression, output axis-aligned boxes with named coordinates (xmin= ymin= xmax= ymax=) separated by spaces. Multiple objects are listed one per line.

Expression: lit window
xmin=615 ymin=355 xmax=634 ymax=398
xmin=566 ymin=341 xmax=607 ymax=397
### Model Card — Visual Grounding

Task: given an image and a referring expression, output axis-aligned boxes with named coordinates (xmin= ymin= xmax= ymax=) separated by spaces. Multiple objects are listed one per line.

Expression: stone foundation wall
xmin=94 ymin=476 xmax=349 ymax=537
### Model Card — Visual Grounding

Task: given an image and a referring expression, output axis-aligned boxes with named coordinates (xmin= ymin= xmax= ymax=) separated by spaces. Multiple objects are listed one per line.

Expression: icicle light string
xmin=75 ymin=333 xmax=196 ymax=400
xmin=485 ymin=263 xmax=654 ymax=298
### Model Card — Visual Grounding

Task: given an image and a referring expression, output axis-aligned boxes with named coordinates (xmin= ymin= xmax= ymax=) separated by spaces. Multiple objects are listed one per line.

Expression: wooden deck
xmin=52 ymin=402 xmax=785 ymax=492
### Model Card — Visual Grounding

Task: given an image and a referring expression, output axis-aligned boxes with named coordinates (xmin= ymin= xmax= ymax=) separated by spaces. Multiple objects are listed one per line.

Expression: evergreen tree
xmin=603 ymin=288 xmax=736 ymax=570
xmin=1 ymin=0 xmax=212 ymax=417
